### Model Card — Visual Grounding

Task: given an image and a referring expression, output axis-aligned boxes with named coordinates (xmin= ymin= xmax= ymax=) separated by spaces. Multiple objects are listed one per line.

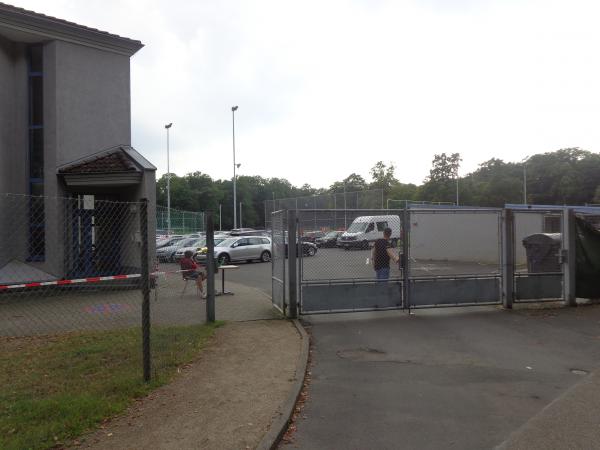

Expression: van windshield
xmin=347 ymin=222 xmax=368 ymax=233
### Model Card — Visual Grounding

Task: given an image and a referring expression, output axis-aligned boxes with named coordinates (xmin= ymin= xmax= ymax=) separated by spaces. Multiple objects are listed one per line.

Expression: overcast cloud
xmin=12 ymin=0 xmax=600 ymax=187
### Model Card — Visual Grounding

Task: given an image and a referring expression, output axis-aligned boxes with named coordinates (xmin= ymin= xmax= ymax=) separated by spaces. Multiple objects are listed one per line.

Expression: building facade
xmin=0 ymin=3 xmax=155 ymax=283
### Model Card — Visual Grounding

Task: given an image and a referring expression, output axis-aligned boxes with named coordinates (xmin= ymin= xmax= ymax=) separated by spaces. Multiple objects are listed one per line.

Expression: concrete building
xmin=0 ymin=3 xmax=155 ymax=283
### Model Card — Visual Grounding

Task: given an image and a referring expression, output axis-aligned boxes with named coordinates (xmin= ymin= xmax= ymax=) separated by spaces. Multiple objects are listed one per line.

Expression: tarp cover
xmin=576 ymin=217 xmax=600 ymax=298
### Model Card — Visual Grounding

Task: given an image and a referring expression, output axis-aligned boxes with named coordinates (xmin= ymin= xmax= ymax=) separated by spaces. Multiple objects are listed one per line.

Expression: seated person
xmin=180 ymin=250 xmax=207 ymax=297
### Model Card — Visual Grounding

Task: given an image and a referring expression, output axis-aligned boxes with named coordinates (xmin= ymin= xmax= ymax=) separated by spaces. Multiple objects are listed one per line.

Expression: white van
xmin=338 ymin=215 xmax=401 ymax=250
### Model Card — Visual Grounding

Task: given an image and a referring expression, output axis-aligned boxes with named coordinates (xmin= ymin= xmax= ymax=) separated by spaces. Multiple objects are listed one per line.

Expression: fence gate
xmin=271 ymin=210 xmax=287 ymax=314
xmin=297 ymin=209 xmax=405 ymax=314
xmin=278 ymin=206 xmax=592 ymax=316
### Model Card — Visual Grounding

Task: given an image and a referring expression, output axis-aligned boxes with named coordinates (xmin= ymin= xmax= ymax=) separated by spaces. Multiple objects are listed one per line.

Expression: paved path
xmin=76 ymin=320 xmax=303 ymax=450
xmin=497 ymin=369 xmax=600 ymax=450
xmin=1 ymin=278 xmax=279 ymax=337
xmin=284 ymin=304 xmax=600 ymax=450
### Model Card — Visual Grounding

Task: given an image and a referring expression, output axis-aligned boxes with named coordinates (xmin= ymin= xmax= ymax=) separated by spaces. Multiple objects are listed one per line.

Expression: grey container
xmin=522 ymin=233 xmax=561 ymax=273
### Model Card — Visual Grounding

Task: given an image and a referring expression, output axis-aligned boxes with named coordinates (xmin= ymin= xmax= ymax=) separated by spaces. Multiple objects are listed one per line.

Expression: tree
xmin=329 ymin=173 xmax=368 ymax=193
xmin=427 ymin=153 xmax=461 ymax=182
xmin=369 ymin=161 xmax=398 ymax=193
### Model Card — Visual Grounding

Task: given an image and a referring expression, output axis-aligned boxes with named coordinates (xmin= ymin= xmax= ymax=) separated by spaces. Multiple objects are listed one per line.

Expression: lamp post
xmin=232 ymin=106 xmax=238 ymax=229
xmin=522 ymin=155 xmax=529 ymax=204
xmin=165 ymin=123 xmax=172 ymax=233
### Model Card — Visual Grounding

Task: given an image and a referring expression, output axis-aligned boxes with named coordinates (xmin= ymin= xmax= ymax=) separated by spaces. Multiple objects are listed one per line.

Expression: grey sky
xmin=13 ymin=0 xmax=600 ymax=188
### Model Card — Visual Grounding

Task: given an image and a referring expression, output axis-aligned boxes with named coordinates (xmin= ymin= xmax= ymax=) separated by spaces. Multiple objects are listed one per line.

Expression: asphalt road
xmin=284 ymin=305 xmax=600 ymax=450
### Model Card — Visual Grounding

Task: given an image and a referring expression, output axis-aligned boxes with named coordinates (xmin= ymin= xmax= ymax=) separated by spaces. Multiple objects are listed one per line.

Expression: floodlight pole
xmin=165 ymin=123 xmax=172 ymax=233
xmin=232 ymin=106 xmax=238 ymax=229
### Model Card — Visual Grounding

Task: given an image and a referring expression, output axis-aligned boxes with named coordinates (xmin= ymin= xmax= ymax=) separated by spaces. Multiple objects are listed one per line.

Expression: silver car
xmin=173 ymin=238 xmax=205 ymax=262
xmin=214 ymin=236 xmax=272 ymax=265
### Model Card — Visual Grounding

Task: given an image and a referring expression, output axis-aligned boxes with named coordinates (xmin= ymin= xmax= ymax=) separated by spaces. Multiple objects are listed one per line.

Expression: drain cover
xmin=570 ymin=369 xmax=588 ymax=375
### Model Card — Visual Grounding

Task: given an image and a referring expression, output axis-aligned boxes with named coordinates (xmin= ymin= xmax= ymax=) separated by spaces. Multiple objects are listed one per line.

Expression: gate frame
xmin=280 ymin=206 xmax=579 ymax=316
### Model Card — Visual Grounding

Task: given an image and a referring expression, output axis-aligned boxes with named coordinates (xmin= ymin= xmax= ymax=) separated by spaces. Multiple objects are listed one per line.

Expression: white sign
xmin=83 ymin=195 xmax=94 ymax=210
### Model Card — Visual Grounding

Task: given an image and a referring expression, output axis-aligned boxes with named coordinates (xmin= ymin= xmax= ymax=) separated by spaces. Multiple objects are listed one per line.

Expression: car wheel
xmin=260 ymin=251 xmax=271 ymax=262
xmin=362 ymin=240 xmax=369 ymax=250
xmin=307 ymin=246 xmax=316 ymax=257
xmin=218 ymin=253 xmax=230 ymax=265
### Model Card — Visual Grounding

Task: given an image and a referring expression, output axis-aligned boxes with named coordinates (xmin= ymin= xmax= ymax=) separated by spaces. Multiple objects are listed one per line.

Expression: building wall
xmin=53 ymin=41 xmax=131 ymax=166
xmin=0 ymin=38 xmax=30 ymax=272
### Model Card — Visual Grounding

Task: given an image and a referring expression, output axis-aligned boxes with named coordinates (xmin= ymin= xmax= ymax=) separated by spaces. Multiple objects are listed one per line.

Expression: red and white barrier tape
xmin=0 ymin=267 xmax=207 ymax=290
xmin=0 ymin=273 xmax=141 ymax=291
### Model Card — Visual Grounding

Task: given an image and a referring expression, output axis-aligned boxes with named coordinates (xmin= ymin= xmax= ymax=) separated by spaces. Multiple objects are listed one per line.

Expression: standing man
xmin=372 ymin=227 xmax=400 ymax=281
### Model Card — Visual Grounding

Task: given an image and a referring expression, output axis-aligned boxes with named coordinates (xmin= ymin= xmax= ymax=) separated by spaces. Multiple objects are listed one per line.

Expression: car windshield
xmin=215 ymin=238 xmax=238 ymax=248
xmin=324 ymin=231 xmax=339 ymax=238
xmin=214 ymin=237 xmax=227 ymax=246
xmin=347 ymin=222 xmax=368 ymax=233
xmin=177 ymin=238 xmax=197 ymax=247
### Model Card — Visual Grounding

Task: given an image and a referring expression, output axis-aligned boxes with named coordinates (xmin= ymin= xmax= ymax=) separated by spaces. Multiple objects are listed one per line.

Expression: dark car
xmin=315 ymin=230 xmax=344 ymax=248
xmin=285 ymin=241 xmax=318 ymax=258
xmin=300 ymin=231 xmax=326 ymax=244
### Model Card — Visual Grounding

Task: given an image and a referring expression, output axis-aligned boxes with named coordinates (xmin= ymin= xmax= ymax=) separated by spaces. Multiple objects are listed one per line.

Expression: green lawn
xmin=0 ymin=323 xmax=222 ymax=450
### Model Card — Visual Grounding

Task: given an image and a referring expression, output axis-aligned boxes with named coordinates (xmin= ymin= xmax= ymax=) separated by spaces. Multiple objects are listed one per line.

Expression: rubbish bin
xmin=522 ymin=233 xmax=561 ymax=273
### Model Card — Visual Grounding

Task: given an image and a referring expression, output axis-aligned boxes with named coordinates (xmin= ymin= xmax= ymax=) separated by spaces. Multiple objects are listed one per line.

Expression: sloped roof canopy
xmin=58 ymin=146 xmax=156 ymax=187
xmin=0 ymin=2 xmax=143 ymax=56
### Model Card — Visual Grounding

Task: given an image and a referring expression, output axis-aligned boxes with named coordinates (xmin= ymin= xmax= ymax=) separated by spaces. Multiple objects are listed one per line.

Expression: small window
xmin=236 ymin=238 xmax=249 ymax=247
xmin=29 ymin=129 xmax=44 ymax=178
xmin=261 ymin=238 xmax=270 ymax=245
xmin=29 ymin=46 xmax=43 ymax=73
xmin=365 ymin=223 xmax=375 ymax=233
xmin=30 ymin=77 xmax=43 ymax=125
xmin=376 ymin=221 xmax=388 ymax=232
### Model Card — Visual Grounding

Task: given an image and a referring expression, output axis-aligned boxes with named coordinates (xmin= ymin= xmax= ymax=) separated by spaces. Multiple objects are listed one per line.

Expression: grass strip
xmin=0 ymin=322 xmax=222 ymax=450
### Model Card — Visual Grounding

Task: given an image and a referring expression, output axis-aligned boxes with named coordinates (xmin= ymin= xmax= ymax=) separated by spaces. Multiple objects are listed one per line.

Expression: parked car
xmin=193 ymin=235 xmax=229 ymax=263
xmin=229 ymin=228 xmax=269 ymax=237
xmin=156 ymin=235 xmax=184 ymax=249
xmin=300 ymin=231 xmax=326 ymax=243
xmin=213 ymin=236 xmax=272 ymax=265
xmin=316 ymin=230 xmax=344 ymax=248
xmin=173 ymin=238 xmax=205 ymax=263
xmin=156 ymin=237 xmax=198 ymax=263
xmin=285 ymin=240 xmax=318 ymax=257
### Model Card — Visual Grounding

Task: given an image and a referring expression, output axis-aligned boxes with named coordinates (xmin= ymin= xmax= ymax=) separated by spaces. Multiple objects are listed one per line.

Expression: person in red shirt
xmin=180 ymin=250 xmax=207 ymax=297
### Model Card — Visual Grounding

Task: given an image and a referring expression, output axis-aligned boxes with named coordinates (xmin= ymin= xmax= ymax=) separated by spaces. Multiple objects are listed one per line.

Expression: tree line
xmin=156 ymin=147 xmax=600 ymax=229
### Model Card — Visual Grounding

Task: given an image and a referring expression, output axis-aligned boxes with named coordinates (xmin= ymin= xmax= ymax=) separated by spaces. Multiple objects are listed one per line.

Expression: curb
xmin=256 ymin=318 xmax=310 ymax=450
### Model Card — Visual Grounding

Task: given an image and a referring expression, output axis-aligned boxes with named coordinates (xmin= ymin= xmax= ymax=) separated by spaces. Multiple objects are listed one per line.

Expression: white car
xmin=213 ymin=236 xmax=272 ymax=265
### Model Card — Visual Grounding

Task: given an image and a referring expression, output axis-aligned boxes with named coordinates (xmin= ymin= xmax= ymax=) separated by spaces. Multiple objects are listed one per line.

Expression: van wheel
xmin=362 ymin=240 xmax=369 ymax=249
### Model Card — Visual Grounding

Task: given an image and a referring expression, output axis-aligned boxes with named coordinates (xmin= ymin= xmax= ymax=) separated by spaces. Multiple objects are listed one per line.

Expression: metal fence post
xmin=501 ymin=209 xmax=514 ymax=309
xmin=402 ymin=207 xmax=410 ymax=312
xmin=287 ymin=210 xmax=298 ymax=318
xmin=562 ymin=208 xmax=576 ymax=307
xmin=140 ymin=198 xmax=151 ymax=382
xmin=206 ymin=211 xmax=216 ymax=322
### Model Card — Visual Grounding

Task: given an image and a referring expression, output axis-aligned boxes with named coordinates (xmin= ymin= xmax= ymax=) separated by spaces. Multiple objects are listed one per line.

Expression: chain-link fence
xmin=0 ymin=193 xmax=144 ymax=337
xmin=0 ymin=193 xmax=222 ymax=384
xmin=265 ymin=189 xmax=384 ymax=229
xmin=156 ymin=205 xmax=205 ymax=235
